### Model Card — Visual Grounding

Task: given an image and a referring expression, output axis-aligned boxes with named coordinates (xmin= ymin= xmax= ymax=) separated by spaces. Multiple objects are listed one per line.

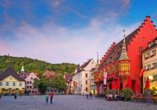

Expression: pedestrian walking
xmin=45 ymin=94 xmax=49 ymax=103
xmin=50 ymin=93 xmax=53 ymax=104
xmin=14 ymin=94 xmax=17 ymax=100
xmin=90 ymin=92 xmax=92 ymax=99
xmin=86 ymin=91 xmax=89 ymax=99
xmin=146 ymin=90 xmax=150 ymax=105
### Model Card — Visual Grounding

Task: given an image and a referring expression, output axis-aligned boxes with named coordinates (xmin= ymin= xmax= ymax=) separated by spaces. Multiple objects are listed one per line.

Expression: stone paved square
xmin=0 ymin=95 xmax=156 ymax=110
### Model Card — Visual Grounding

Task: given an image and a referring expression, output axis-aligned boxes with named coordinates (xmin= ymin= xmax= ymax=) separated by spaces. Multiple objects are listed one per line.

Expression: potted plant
xmin=16 ymin=88 xmax=19 ymax=95
xmin=122 ymin=88 xmax=133 ymax=101
xmin=8 ymin=88 xmax=12 ymax=96
xmin=2 ymin=88 xmax=5 ymax=95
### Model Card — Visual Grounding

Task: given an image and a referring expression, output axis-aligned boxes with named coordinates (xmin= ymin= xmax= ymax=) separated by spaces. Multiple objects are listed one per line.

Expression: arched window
xmin=86 ymin=80 xmax=88 ymax=85
xmin=85 ymin=73 xmax=88 ymax=78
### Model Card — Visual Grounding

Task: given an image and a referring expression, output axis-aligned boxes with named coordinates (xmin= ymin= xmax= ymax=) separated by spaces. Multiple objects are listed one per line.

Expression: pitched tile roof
xmin=55 ymin=73 xmax=62 ymax=75
xmin=101 ymin=28 xmax=139 ymax=66
xmin=29 ymin=72 xmax=38 ymax=77
xmin=64 ymin=74 xmax=72 ymax=82
xmin=43 ymin=70 xmax=55 ymax=77
xmin=0 ymin=66 xmax=25 ymax=81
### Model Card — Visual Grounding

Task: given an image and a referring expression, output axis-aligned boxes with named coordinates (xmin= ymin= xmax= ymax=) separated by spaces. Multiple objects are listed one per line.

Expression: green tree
xmin=50 ymin=75 xmax=67 ymax=92
xmin=33 ymin=76 xmax=50 ymax=95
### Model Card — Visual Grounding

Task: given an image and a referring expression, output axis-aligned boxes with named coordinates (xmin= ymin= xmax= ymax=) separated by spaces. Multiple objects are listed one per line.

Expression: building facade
xmin=64 ymin=74 xmax=72 ymax=94
xmin=0 ymin=66 xmax=25 ymax=95
xmin=25 ymin=72 xmax=40 ymax=95
xmin=142 ymin=37 xmax=157 ymax=94
xmin=94 ymin=16 xmax=157 ymax=94
xmin=72 ymin=59 xmax=96 ymax=95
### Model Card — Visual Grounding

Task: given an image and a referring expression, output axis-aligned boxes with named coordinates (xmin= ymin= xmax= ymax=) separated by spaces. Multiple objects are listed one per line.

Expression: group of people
xmin=45 ymin=93 xmax=53 ymax=104
xmin=106 ymin=93 xmax=119 ymax=101
xmin=86 ymin=91 xmax=92 ymax=99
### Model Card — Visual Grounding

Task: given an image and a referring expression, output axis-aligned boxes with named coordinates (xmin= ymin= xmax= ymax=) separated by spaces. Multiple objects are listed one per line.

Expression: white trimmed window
xmin=19 ymin=82 xmax=22 ymax=86
xmin=13 ymin=82 xmax=16 ymax=86
xmin=6 ymin=82 xmax=9 ymax=86
xmin=0 ymin=82 xmax=3 ymax=86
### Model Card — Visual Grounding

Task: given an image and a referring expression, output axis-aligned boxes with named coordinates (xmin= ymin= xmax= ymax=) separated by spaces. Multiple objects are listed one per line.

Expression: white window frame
xmin=0 ymin=82 xmax=3 ymax=86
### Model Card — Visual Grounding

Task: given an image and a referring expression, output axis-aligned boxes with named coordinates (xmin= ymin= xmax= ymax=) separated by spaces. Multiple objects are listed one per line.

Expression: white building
xmin=72 ymin=59 xmax=96 ymax=95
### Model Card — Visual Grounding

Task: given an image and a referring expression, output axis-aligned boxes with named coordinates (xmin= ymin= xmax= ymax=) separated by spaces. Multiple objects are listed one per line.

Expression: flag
xmin=140 ymin=69 xmax=145 ymax=77
xmin=74 ymin=81 xmax=76 ymax=87
xmin=104 ymin=72 xmax=107 ymax=85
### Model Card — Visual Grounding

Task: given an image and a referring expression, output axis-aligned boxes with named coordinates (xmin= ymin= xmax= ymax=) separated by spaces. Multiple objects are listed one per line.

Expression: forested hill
xmin=0 ymin=55 xmax=79 ymax=74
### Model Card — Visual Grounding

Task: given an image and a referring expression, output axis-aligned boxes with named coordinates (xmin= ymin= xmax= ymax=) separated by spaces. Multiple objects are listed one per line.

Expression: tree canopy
xmin=33 ymin=75 xmax=50 ymax=94
xmin=50 ymin=75 xmax=67 ymax=91
xmin=0 ymin=55 xmax=79 ymax=74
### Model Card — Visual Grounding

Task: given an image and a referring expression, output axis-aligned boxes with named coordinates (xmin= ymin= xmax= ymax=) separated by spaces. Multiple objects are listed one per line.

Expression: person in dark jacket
xmin=90 ymin=92 xmax=92 ymax=99
xmin=0 ymin=94 xmax=1 ymax=99
xmin=14 ymin=94 xmax=17 ymax=100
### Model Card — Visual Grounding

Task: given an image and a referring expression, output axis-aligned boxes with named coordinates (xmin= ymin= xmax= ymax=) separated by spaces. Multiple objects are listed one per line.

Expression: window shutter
xmin=154 ymin=50 xmax=156 ymax=56
xmin=144 ymin=66 xmax=146 ymax=70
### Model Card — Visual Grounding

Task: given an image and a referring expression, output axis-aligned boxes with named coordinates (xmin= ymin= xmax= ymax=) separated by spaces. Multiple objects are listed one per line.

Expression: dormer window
xmin=143 ymin=37 xmax=145 ymax=42
xmin=155 ymin=40 xmax=157 ymax=44
xmin=150 ymin=29 xmax=152 ymax=34
xmin=148 ymin=43 xmax=151 ymax=48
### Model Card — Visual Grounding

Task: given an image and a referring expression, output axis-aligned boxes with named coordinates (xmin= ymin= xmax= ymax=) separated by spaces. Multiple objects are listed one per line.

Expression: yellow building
xmin=142 ymin=37 xmax=157 ymax=94
xmin=0 ymin=66 xmax=25 ymax=95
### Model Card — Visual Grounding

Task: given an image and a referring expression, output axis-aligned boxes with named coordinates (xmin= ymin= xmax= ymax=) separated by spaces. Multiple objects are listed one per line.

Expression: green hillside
xmin=0 ymin=55 xmax=79 ymax=74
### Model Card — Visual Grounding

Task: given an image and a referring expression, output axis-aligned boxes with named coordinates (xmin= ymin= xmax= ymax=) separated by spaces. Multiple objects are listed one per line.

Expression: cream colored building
xmin=0 ymin=66 xmax=25 ymax=95
xmin=72 ymin=59 xmax=96 ymax=95
xmin=142 ymin=37 xmax=157 ymax=93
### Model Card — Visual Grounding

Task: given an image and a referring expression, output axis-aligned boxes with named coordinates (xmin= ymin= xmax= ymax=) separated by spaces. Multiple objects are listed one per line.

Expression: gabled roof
xmin=29 ymin=72 xmax=38 ymax=77
xmin=43 ymin=70 xmax=55 ymax=77
xmin=0 ymin=66 xmax=25 ymax=81
xmin=64 ymin=74 xmax=72 ymax=82
xmin=101 ymin=28 xmax=139 ymax=66
xmin=75 ymin=59 xmax=92 ymax=73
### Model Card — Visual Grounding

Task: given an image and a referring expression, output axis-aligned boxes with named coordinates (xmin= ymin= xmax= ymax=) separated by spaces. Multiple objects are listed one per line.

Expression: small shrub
xmin=122 ymin=88 xmax=133 ymax=99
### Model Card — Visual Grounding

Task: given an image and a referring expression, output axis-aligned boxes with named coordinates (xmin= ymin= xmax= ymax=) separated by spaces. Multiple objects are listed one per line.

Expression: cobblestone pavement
xmin=0 ymin=95 xmax=156 ymax=110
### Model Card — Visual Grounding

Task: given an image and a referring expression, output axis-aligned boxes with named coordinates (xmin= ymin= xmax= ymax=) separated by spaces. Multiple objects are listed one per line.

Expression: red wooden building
xmin=94 ymin=16 xmax=157 ymax=94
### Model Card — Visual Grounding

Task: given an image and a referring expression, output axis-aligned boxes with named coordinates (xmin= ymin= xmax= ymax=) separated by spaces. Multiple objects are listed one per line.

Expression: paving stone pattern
xmin=0 ymin=95 xmax=156 ymax=110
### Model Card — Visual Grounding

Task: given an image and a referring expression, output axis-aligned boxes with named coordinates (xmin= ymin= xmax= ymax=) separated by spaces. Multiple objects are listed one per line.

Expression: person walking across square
xmin=50 ymin=93 xmax=53 ymax=104
xmin=45 ymin=94 xmax=49 ymax=103
xmin=86 ymin=91 xmax=89 ymax=99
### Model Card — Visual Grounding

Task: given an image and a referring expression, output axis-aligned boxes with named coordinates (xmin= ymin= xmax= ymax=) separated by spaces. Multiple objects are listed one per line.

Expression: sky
xmin=1 ymin=0 xmax=157 ymax=65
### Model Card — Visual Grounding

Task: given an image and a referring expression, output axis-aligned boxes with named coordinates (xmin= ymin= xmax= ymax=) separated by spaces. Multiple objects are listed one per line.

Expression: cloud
xmin=52 ymin=1 xmax=60 ymax=8
xmin=0 ymin=0 xmax=10 ymax=7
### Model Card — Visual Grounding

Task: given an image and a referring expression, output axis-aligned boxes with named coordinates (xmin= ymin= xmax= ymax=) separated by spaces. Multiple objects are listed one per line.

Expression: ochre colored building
xmin=94 ymin=16 xmax=157 ymax=94
xmin=141 ymin=37 xmax=157 ymax=94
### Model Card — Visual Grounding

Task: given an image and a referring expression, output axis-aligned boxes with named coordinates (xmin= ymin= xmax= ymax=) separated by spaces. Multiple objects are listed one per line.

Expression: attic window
xmin=150 ymin=29 xmax=152 ymax=34
xmin=10 ymin=78 xmax=12 ymax=80
xmin=143 ymin=37 xmax=145 ymax=42
xmin=155 ymin=40 xmax=157 ymax=44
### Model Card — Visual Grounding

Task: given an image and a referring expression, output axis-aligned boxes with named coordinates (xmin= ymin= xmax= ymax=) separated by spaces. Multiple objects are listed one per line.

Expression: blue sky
xmin=0 ymin=0 xmax=157 ymax=65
